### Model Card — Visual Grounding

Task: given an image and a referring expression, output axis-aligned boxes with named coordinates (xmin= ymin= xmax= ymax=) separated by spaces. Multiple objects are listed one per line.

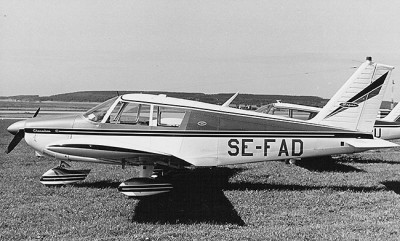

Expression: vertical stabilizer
xmin=381 ymin=102 xmax=400 ymax=122
xmin=310 ymin=57 xmax=394 ymax=132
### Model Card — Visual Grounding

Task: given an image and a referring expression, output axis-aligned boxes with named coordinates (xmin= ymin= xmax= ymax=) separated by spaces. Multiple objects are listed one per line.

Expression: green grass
xmin=1 ymin=118 xmax=400 ymax=240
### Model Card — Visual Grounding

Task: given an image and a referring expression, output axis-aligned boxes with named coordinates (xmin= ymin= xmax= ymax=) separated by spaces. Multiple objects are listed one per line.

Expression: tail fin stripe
xmin=347 ymin=72 xmax=388 ymax=103
xmin=324 ymin=71 xmax=388 ymax=119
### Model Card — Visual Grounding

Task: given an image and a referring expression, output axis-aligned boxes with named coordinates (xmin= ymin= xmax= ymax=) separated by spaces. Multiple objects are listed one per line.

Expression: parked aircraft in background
xmin=5 ymin=57 xmax=397 ymax=197
xmin=255 ymin=101 xmax=320 ymax=120
xmin=256 ymin=93 xmax=400 ymax=140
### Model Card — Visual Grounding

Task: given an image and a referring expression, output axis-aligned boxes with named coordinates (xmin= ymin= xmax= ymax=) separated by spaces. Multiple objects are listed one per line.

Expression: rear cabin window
xmin=157 ymin=106 xmax=186 ymax=127
xmin=266 ymin=107 xmax=315 ymax=120
xmin=270 ymin=107 xmax=286 ymax=116
xmin=291 ymin=109 xmax=314 ymax=120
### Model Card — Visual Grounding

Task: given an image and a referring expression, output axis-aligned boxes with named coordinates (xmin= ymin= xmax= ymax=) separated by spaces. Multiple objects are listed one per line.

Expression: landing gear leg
xmin=139 ymin=165 xmax=154 ymax=178
xmin=58 ymin=160 xmax=71 ymax=169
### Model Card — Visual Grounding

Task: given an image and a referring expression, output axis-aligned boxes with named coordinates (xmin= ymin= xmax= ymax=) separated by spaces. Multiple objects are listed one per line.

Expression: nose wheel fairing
xmin=40 ymin=162 xmax=91 ymax=186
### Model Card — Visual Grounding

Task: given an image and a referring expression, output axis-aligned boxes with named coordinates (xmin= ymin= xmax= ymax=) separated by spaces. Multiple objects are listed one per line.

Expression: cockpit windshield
xmin=83 ymin=96 xmax=187 ymax=126
xmin=83 ymin=97 xmax=118 ymax=122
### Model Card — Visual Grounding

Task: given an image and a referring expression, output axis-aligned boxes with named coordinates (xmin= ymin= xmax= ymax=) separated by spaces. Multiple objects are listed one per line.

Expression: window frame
xmin=156 ymin=105 xmax=187 ymax=127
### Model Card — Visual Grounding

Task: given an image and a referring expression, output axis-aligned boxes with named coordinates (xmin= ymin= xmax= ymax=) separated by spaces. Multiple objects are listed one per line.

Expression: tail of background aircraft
xmin=310 ymin=57 xmax=394 ymax=133
xmin=381 ymin=102 xmax=400 ymax=122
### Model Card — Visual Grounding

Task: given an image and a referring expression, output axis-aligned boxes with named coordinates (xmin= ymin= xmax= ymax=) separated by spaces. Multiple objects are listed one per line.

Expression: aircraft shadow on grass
xmin=381 ymin=181 xmax=400 ymax=195
xmin=131 ymin=167 xmax=246 ymax=226
xmin=336 ymin=155 xmax=400 ymax=165
xmin=129 ymin=166 xmax=383 ymax=224
xmin=131 ymin=166 xmax=388 ymax=224
xmin=295 ymin=156 xmax=364 ymax=172
xmin=73 ymin=166 xmax=389 ymax=225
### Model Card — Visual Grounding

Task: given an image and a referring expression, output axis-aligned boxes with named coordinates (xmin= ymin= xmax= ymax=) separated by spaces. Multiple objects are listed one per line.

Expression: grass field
xmin=2 ymin=118 xmax=400 ymax=240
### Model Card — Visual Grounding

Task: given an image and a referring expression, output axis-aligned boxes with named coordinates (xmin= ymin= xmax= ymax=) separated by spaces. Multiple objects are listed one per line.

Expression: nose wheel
xmin=40 ymin=161 xmax=91 ymax=186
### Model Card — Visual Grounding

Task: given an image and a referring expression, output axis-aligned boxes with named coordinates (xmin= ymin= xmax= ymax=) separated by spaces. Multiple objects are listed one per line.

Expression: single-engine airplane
xmin=256 ymin=88 xmax=400 ymax=140
xmin=5 ymin=57 xmax=398 ymax=197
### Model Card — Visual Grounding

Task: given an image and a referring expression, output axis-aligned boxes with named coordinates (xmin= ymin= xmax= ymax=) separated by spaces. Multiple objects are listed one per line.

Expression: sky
xmin=1 ymin=0 xmax=400 ymax=100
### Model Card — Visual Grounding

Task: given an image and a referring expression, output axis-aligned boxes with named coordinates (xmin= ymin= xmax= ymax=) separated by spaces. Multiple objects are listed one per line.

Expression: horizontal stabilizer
xmin=346 ymin=138 xmax=398 ymax=149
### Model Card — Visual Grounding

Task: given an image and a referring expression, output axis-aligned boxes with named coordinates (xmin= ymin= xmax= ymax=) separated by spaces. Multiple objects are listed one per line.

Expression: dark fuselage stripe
xmin=374 ymin=126 xmax=400 ymax=128
xmin=25 ymin=128 xmax=373 ymax=139
xmin=49 ymin=144 xmax=151 ymax=154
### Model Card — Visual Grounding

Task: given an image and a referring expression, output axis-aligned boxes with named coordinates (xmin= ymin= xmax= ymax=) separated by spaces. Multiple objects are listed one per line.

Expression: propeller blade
xmin=33 ymin=108 xmax=40 ymax=118
xmin=5 ymin=130 xmax=24 ymax=154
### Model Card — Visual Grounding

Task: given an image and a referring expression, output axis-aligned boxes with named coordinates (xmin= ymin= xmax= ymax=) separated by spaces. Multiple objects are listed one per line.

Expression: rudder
xmin=310 ymin=57 xmax=394 ymax=132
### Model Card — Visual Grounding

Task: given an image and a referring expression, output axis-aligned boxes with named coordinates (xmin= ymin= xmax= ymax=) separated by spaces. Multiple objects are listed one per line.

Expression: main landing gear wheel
xmin=118 ymin=165 xmax=173 ymax=197
xmin=39 ymin=161 xmax=91 ymax=186
xmin=285 ymin=158 xmax=300 ymax=165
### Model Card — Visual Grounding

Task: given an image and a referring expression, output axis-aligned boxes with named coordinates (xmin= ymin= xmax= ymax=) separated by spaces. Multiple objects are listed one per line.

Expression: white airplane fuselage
xmin=10 ymin=95 xmax=390 ymax=168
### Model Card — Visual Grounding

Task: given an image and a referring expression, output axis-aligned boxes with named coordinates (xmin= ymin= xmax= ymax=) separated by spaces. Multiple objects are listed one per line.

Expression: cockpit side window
xmin=109 ymin=102 xmax=153 ymax=125
xmin=117 ymin=102 xmax=140 ymax=124
xmin=107 ymin=101 xmax=125 ymax=123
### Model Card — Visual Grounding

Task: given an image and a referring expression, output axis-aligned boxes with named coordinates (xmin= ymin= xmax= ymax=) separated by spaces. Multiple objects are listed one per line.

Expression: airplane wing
xmin=346 ymin=138 xmax=399 ymax=149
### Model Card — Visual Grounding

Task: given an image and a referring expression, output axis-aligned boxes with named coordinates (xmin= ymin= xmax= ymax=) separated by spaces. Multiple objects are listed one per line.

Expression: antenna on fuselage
xmin=391 ymin=79 xmax=395 ymax=110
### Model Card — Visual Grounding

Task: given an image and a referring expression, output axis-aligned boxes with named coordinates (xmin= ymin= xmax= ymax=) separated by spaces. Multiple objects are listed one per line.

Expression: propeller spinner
xmin=5 ymin=108 xmax=40 ymax=154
